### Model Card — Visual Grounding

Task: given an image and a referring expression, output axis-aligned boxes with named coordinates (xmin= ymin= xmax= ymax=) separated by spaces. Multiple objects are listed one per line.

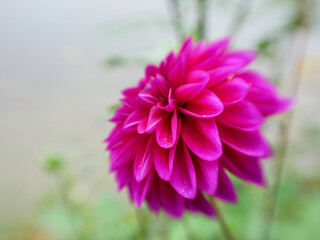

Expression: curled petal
xmin=137 ymin=106 xmax=166 ymax=134
xmin=181 ymin=117 xmax=222 ymax=161
xmin=156 ymin=110 xmax=180 ymax=149
xmin=154 ymin=144 xmax=175 ymax=181
xmin=169 ymin=139 xmax=197 ymax=199
xmin=179 ymin=89 xmax=224 ymax=118
xmin=175 ymin=70 xmax=209 ymax=105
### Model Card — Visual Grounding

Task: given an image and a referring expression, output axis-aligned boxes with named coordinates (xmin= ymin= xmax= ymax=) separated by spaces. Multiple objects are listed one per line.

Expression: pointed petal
xmin=137 ymin=106 xmax=166 ymax=134
xmin=175 ymin=70 xmax=209 ymax=105
xmin=221 ymin=145 xmax=265 ymax=186
xmin=115 ymin=161 xmax=133 ymax=191
xmin=237 ymin=71 xmax=294 ymax=116
xmin=219 ymin=50 xmax=257 ymax=68
xmin=218 ymin=126 xmax=271 ymax=157
xmin=213 ymin=77 xmax=250 ymax=104
xmin=207 ymin=66 xmax=241 ymax=87
xmin=160 ymin=180 xmax=184 ymax=218
xmin=156 ymin=110 xmax=180 ymax=149
xmin=214 ymin=167 xmax=237 ymax=203
xmin=134 ymin=137 xmax=154 ymax=182
xmin=169 ymin=140 xmax=197 ymax=199
xmin=185 ymin=191 xmax=216 ymax=217
xmin=129 ymin=171 xmax=154 ymax=207
xmin=217 ymin=101 xmax=264 ymax=131
xmin=123 ymin=109 xmax=148 ymax=130
xmin=110 ymin=134 xmax=141 ymax=171
xmin=181 ymin=117 xmax=222 ymax=161
xmin=146 ymin=177 xmax=161 ymax=214
xmin=192 ymin=38 xmax=231 ymax=70
xmin=192 ymin=153 xmax=219 ymax=195
xmin=168 ymin=55 xmax=186 ymax=90
xmin=154 ymin=143 xmax=175 ymax=181
xmin=179 ymin=89 xmax=224 ymax=118
xmin=145 ymin=64 xmax=159 ymax=77
xmin=154 ymin=74 xmax=170 ymax=99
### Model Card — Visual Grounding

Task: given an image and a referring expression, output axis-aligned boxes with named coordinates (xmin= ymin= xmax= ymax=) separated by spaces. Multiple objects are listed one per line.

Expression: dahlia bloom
xmin=105 ymin=37 xmax=292 ymax=218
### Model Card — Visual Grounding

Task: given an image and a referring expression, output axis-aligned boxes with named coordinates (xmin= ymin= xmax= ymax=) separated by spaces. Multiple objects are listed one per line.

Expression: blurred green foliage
xmin=1 ymin=159 xmax=319 ymax=240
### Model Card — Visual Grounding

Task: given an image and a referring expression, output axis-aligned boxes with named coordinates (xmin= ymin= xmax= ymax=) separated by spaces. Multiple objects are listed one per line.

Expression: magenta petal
xmin=193 ymin=38 xmax=230 ymax=70
xmin=154 ymin=74 xmax=170 ymax=99
xmin=129 ymin=171 xmax=154 ymax=207
xmin=219 ymin=50 xmax=257 ymax=68
xmin=115 ymin=161 xmax=133 ymax=191
xmin=180 ymin=89 xmax=224 ymax=118
xmin=175 ymin=70 xmax=209 ymax=105
xmin=156 ymin=110 xmax=179 ymax=149
xmin=219 ymin=126 xmax=271 ymax=157
xmin=213 ymin=77 xmax=250 ymax=104
xmin=237 ymin=70 xmax=276 ymax=93
xmin=134 ymin=137 xmax=154 ymax=182
xmin=192 ymin=154 xmax=219 ymax=195
xmin=145 ymin=64 xmax=159 ymax=77
xmin=154 ymin=144 xmax=174 ymax=181
xmin=181 ymin=117 xmax=222 ymax=161
xmin=207 ymin=66 xmax=241 ymax=87
xmin=217 ymin=101 xmax=264 ymax=131
xmin=123 ymin=109 xmax=148 ymax=130
xmin=214 ymin=166 xmax=237 ymax=203
xmin=185 ymin=191 xmax=216 ymax=217
xmin=179 ymin=36 xmax=193 ymax=55
xmin=146 ymin=177 xmax=161 ymax=214
xmin=160 ymin=180 xmax=184 ymax=218
xmin=221 ymin=145 xmax=265 ymax=186
xmin=237 ymin=71 xmax=294 ymax=116
xmin=169 ymin=140 xmax=197 ymax=199
xmin=168 ymin=55 xmax=186 ymax=90
xmin=251 ymin=95 xmax=294 ymax=116
xmin=110 ymin=135 xmax=140 ymax=171
xmin=137 ymin=106 xmax=166 ymax=134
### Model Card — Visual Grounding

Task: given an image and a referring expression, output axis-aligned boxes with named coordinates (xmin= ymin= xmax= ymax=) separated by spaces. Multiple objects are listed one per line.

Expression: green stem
xmin=196 ymin=0 xmax=208 ymax=40
xmin=167 ymin=0 xmax=185 ymax=42
xmin=210 ymin=198 xmax=235 ymax=240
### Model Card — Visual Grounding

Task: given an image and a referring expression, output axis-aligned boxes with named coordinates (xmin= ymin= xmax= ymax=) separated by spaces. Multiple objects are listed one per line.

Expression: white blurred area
xmin=0 ymin=0 xmax=319 ymax=223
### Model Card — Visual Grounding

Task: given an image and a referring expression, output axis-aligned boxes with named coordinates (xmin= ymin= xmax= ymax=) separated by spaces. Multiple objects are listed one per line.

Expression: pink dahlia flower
xmin=105 ymin=37 xmax=292 ymax=218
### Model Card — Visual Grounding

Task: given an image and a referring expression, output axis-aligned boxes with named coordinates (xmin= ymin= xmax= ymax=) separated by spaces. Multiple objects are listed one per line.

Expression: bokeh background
xmin=0 ymin=0 xmax=319 ymax=239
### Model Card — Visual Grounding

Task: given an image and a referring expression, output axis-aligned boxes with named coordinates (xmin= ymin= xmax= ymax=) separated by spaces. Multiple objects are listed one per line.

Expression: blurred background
xmin=0 ymin=0 xmax=319 ymax=239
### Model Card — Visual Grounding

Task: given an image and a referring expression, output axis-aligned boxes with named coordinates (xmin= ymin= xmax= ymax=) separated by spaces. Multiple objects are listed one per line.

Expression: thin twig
xmin=210 ymin=197 xmax=235 ymax=240
xmin=262 ymin=1 xmax=315 ymax=240
xmin=167 ymin=0 xmax=185 ymax=42
xmin=196 ymin=0 xmax=208 ymax=40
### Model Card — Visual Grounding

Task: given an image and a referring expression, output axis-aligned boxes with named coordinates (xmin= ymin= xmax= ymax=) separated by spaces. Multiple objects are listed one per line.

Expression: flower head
xmin=105 ymin=37 xmax=293 ymax=218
